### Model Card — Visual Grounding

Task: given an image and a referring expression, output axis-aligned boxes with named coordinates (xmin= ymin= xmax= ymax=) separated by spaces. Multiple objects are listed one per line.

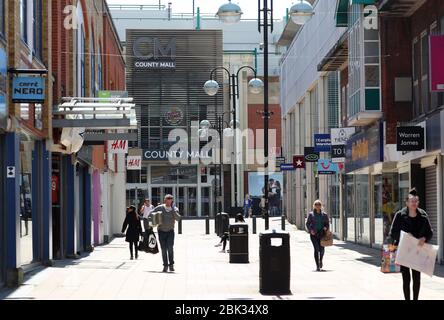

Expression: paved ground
xmin=1 ymin=218 xmax=444 ymax=300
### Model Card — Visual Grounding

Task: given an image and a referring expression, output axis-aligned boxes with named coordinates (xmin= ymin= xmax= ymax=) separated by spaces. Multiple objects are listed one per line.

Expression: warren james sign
xmin=396 ymin=126 xmax=425 ymax=152
xmin=314 ymin=134 xmax=331 ymax=152
xmin=133 ymin=37 xmax=176 ymax=70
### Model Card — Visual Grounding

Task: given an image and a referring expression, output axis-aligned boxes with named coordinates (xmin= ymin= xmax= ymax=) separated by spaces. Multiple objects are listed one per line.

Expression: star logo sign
xmin=293 ymin=155 xmax=305 ymax=169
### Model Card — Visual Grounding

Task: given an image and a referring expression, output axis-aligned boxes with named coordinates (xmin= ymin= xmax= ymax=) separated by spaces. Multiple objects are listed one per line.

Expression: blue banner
xmin=345 ymin=122 xmax=383 ymax=173
xmin=280 ymin=163 xmax=295 ymax=171
xmin=314 ymin=134 xmax=331 ymax=152
xmin=317 ymin=159 xmax=339 ymax=175
xmin=12 ymin=77 xmax=45 ymax=103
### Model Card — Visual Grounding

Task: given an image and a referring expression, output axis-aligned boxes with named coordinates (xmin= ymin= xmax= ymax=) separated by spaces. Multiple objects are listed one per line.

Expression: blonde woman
xmin=305 ymin=200 xmax=330 ymax=271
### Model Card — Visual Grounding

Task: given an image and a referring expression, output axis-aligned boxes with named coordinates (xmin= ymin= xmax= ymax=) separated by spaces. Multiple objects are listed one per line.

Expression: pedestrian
xmin=140 ymin=199 xmax=154 ymax=233
xmin=121 ymin=205 xmax=142 ymax=260
xmin=215 ymin=213 xmax=245 ymax=253
xmin=389 ymin=188 xmax=433 ymax=300
xmin=243 ymin=194 xmax=252 ymax=218
xmin=305 ymin=200 xmax=330 ymax=271
xmin=153 ymin=194 xmax=181 ymax=272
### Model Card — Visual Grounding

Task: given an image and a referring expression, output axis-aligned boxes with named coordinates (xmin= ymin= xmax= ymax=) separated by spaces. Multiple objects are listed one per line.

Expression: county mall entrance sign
xmin=133 ymin=37 xmax=176 ymax=70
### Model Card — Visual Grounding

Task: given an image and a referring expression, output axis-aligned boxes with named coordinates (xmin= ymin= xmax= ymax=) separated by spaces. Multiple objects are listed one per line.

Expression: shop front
xmin=126 ymin=162 xmax=215 ymax=217
xmin=345 ymin=122 xmax=394 ymax=248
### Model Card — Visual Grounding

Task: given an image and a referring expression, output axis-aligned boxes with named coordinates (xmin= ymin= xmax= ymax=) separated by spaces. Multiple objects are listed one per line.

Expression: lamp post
xmin=216 ymin=0 xmax=314 ymax=229
xmin=204 ymin=66 xmax=263 ymax=213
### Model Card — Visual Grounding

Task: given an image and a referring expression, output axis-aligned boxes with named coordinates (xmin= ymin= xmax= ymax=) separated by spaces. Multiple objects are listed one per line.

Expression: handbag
xmin=381 ymin=244 xmax=400 ymax=273
xmin=321 ymin=230 xmax=333 ymax=247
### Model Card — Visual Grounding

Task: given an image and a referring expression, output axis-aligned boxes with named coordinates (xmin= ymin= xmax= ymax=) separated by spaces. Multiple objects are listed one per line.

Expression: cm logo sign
xmin=133 ymin=37 xmax=176 ymax=60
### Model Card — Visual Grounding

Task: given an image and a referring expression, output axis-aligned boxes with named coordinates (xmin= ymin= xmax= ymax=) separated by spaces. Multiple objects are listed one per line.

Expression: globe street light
xmin=216 ymin=0 xmax=243 ymax=24
xmin=290 ymin=1 xmax=315 ymax=25
xmin=215 ymin=0 xmax=314 ymax=230
xmin=204 ymin=65 xmax=262 ymax=212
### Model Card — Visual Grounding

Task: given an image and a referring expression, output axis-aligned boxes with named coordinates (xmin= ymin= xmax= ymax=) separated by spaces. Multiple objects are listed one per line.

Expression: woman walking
xmin=122 ymin=205 xmax=142 ymax=260
xmin=389 ymin=188 xmax=433 ymax=300
xmin=306 ymin=200 xmax=330 ymax=271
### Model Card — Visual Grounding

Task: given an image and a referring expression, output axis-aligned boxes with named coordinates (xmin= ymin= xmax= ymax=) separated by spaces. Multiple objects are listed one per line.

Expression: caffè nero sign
xmin=133 ymin=37 xmax=176 ymax=70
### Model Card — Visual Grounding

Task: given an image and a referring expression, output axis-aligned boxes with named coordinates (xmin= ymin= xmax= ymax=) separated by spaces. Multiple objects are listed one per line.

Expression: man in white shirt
xmin=140 ymin=199 xmax=154 ymax=232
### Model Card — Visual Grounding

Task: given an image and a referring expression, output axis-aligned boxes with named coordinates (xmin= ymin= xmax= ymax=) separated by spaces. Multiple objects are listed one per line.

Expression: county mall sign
xmin=133 ymin=37 xmax=176 ymax=70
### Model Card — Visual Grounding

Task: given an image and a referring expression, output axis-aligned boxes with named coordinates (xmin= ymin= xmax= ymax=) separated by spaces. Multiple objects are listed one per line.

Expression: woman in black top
xmin=389 ymin=188 xmax=433 ymax=300
xmin=122 ymin=206 xmax=142 ymax=260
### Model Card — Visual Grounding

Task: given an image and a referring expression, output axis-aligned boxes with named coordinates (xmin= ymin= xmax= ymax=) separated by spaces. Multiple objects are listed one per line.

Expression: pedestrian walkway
xmin=1 ymin=218 xmax=444 ymax=300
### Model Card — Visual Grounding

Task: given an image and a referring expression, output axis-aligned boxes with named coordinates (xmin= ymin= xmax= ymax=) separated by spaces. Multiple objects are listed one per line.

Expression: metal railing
xmin=108 ymin=4 xmax=166 ymax=11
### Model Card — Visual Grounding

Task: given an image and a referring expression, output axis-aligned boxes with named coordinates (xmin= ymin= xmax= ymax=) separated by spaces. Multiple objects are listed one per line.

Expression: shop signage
xmin=12 ymin=76 xmax=45 ymax=103
xmin=314 ymin=134 xmax=331 ymax=152
xmin=7 ymin=166 xmax=16 ymax=178
xmin=165 ymin=107 xmax=184 ymax=125
xmin=127 ymin=156 xmax=142 ymax=170
xmin=293 ymin=155 xmax=305 ymax=169
xmin=304 ymin=147 xmax=320 ymax=163
xmin=0 ymin=48 xmax=6 ymax=130
xmin=331 ymin=145 xmax=346 ymax=163
xmin=331 ymin=127 xmax=356 ymax=145
xmin=108 ymin=140 xmax=128 ymax=154
xmin=345 ymin=123 xmax=383 ymax=173
xmin=276 ymin=156 xmax=286 ymax=170
xmin=430 ymin=35 xmax=444 ymax=92
xmin=396 ymin=126 xmax=425 ymax=151
xmin=317 ymin=159 xmax=339 ymax=175
xmin=133 ymin=37 xmax=176 ymax=70
xmin=144 ymin=150 xmax=212 ymax=161
xmin=280 ymin=163 xmax=295 ymax=171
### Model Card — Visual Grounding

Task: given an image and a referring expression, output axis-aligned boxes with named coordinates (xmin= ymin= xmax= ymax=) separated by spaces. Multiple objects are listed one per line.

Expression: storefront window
xmin=356 ymin=174 xmax=370 ymax=244
xmin=20 ymin=139 xmax=34 ymax=266
xmin=328 ymin=175 xmax=340 ymax=235
xmin=345 ymin=175 xmax=355 ymax=242
xmin=151 ymin=166 xmax=197 ymax=185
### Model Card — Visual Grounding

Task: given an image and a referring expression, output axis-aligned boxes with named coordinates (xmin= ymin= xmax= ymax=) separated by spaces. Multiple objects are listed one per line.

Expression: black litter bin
xmin=215 ymin=213 xmax=221 ymax=235
xmin=216 ymin=212 xmax=229 ymax=237
xmin=229 ymin=223 xmax=249 ymax=263
xmin=259 ymin=230 xmax=290 ymax=295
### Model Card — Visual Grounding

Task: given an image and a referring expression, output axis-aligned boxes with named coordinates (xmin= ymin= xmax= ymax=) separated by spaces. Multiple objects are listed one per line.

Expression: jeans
xmin=158 ymin=230 xmax=175 ymax=267
xmin=401 ymin=266 xmax=421 ymax=300
xmin=243 ymin=207 xmax=250 ymax=218
xmin=310 ymin=235 xmax=325 ymax=269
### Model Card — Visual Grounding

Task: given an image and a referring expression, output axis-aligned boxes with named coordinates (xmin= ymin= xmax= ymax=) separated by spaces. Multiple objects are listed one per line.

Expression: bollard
xmin=205 ymin=216 xmax=210 ymax=234
xmin=178 ymin=219 xmax=182 ymax=234
xmin=253 ymin=216 xmax=257 ymax=234
xmin=281 ymin=215 xmax=286 ymax=230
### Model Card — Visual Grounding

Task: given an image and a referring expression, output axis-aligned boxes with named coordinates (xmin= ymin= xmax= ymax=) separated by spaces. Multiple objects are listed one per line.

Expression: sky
xmin=106 ymin=0 xmax=291 ymax=20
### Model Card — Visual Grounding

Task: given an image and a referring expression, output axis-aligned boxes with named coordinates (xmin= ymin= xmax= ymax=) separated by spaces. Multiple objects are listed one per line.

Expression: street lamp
xmin=203 ymin=66 xmax=263 ymax=213
xmin=216 ymin=0 xmax=243 ymax=24
xmin=216 ymin=0 xmax=314 ymax=229
xmin=289 ymin=1 xmax=315 ymax=25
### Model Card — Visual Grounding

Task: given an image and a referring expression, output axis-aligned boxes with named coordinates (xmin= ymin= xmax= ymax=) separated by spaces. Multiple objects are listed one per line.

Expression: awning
xmin=378 ymin=0 xmax=426 ymax=17
xmin=317 ymin=30 xmax=348 ymax=71
xmin=335 ymin=0 xmax=377 ymax=27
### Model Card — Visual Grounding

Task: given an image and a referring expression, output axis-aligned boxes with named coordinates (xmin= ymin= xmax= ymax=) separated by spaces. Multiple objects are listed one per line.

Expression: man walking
xmin=153 ymin=194 xmax=181 ymax=272
xmin=140 ymin=199 xmax=154 ymax=232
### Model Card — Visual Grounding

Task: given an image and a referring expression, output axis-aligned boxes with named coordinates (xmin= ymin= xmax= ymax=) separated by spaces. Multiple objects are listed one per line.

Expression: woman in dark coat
xmin=122 ymin=206 xmax=142 ymax=260
xmin=306 ymin=199 xmax=330 ymax=271
xmin=389 ymin=188 xmax=433 ymax=300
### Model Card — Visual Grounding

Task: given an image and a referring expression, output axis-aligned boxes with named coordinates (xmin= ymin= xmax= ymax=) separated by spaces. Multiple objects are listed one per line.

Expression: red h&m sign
xmin=430 ymin=35 xmax=444 ymax=92
xmin=108 ymin=140 xmax=128 ymax=154
xmin=127 ymin=156 xmax=142 ymax=170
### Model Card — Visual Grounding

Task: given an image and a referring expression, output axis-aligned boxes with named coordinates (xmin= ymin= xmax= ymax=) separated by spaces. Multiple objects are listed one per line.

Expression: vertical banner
xmin=430 ymin=35 xmax=444 ymax=92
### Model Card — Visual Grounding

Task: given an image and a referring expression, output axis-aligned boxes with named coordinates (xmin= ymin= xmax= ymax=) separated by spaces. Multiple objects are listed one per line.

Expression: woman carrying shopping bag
xmin=305 ymin=200 xmax=330 ymax=271
xmin=389 ymin=188 xmax=433 ymax=300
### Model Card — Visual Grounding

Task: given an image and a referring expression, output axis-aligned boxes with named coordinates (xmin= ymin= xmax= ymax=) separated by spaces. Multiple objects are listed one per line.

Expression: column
xmin=5 ymin=133 xmax=22 ymax=286
xmin=64 ymin=155 xmax=77 ymax=258
xmin=84 ymin=169 xmax=92 ymax=251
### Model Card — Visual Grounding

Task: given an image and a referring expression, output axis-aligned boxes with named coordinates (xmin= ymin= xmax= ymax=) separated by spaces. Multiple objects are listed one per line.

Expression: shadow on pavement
xmin=334 ymin=242 xmax=444 ymax=278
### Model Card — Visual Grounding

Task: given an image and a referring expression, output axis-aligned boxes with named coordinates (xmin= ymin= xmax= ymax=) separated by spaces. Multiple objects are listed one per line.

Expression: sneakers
xmin=219 ymin=249 xmax=225 ymax=253
xmin=215 ymin=243 xmax=222 ymax=247
xmin=169 ymin=265 xmax=175 ymax=272
xmin=162 ymin=266 xmax=168 ymax=273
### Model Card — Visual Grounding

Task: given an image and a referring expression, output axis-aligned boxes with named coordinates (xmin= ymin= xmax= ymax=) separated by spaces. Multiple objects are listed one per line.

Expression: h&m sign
xmin=12 ymin=77 xmax=45 ymax=103
xmin=108 ymin=140 xmax=128 ymax=154
xmin=133 ymin=37 xmax=176 ymax=70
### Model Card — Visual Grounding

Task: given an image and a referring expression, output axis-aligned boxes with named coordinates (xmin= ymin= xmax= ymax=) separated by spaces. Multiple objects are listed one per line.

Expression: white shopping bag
xmin=395 ymin=231 xmax=438 ymax=277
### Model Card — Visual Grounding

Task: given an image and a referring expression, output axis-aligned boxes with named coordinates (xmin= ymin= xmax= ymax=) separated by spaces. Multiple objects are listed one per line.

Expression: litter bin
xmin=215 ymin=213 xmax=221 ymax=235
xmin=216 ymin=212 xmax=229 ymax=237
xmin=229 ymin=223 xmax=249 ymax=263
xmin=259 ymin=230 xmax=290 ymax=295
